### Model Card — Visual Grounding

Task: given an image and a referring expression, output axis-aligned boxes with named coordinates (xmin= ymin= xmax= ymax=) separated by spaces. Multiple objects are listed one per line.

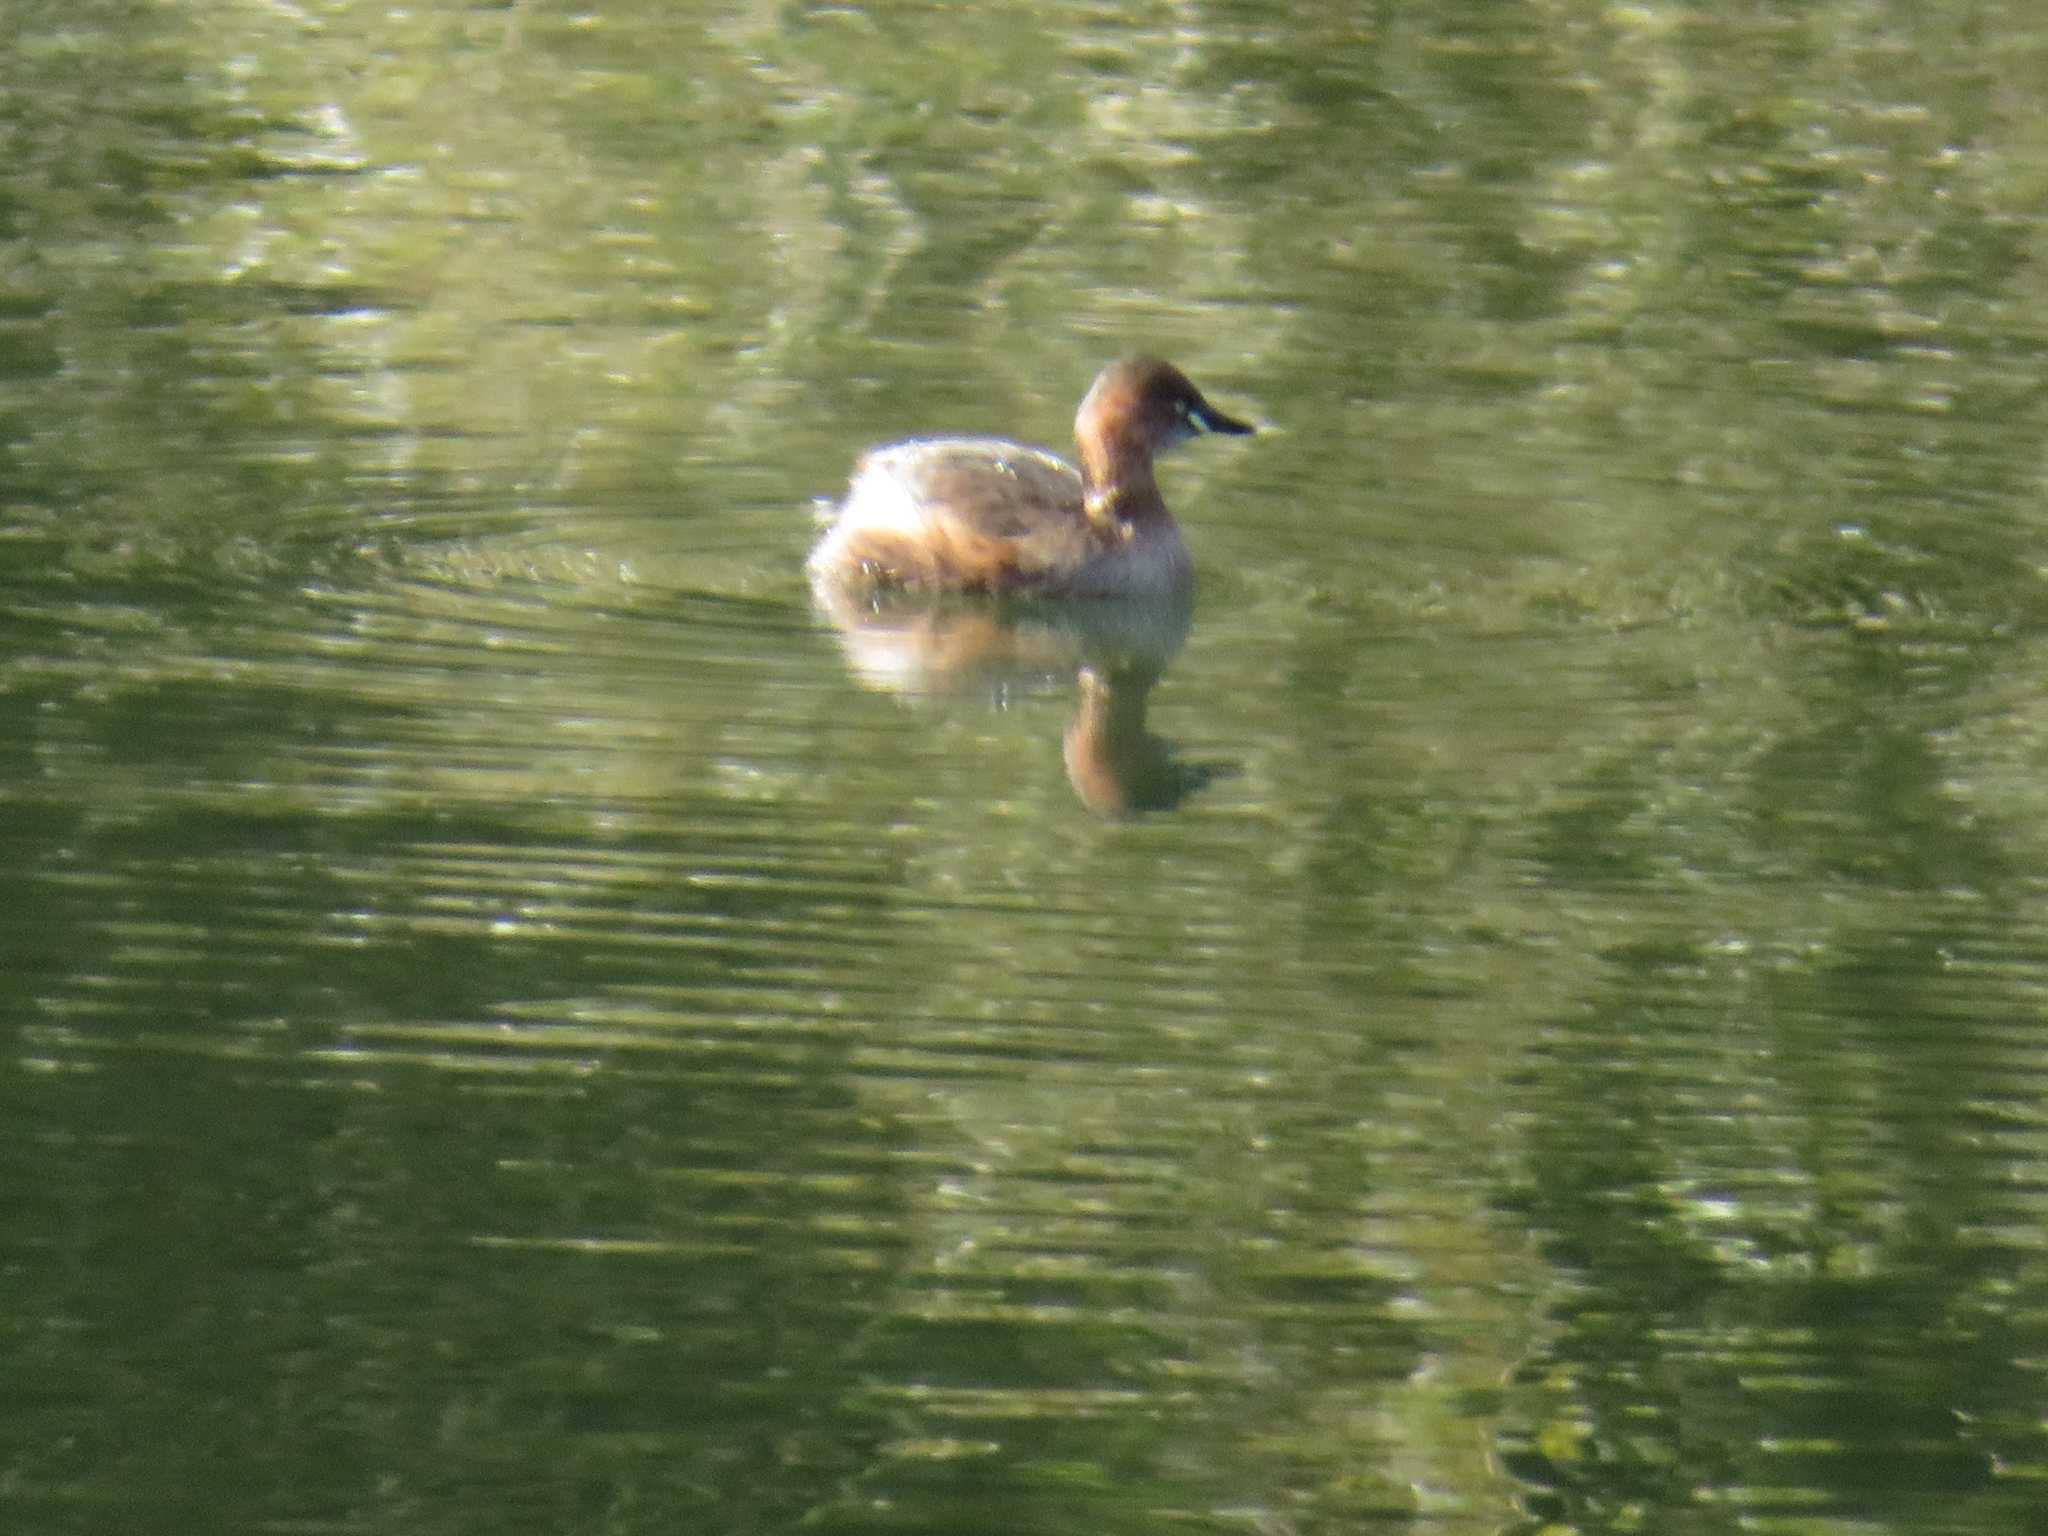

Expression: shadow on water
xmin=811 ymin=582 xmax=1233 ymax=817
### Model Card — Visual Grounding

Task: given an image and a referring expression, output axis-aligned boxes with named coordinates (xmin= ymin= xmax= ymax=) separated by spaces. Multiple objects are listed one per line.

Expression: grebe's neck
xmin=1079 ymin=433 xmax=1165 ymax=532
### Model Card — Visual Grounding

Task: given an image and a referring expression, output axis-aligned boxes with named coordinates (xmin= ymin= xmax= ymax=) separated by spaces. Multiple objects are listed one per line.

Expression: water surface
xmin=6 ymin=2 xmax=2048 ymax=1532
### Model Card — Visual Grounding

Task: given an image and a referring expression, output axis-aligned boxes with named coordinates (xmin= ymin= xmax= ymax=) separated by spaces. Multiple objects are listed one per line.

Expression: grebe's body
xmin=808 ymin=357 xmax=1252 ymax=598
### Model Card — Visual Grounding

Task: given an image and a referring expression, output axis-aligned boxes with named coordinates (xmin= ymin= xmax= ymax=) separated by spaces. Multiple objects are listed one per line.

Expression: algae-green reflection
xmin=7 ymin=1 xmax=2048 ymax=1533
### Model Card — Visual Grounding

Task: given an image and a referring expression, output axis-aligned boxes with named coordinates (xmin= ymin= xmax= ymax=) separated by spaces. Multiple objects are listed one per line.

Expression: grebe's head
xmin=1075 ymin=357 xmax=1254 ymax=471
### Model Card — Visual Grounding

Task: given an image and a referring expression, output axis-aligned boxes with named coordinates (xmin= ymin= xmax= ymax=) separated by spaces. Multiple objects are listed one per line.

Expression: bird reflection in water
xmin=810 ymin=581 xmax=1229 ymax=816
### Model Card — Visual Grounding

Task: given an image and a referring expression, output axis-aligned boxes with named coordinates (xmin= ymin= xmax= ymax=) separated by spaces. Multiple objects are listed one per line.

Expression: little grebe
xmin=808 ymin=356 xmax=1253 ymax=598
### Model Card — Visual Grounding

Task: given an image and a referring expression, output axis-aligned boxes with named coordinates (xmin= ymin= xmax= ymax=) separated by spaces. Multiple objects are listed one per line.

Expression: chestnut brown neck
xmin=1079 ymin=431 xmax=1164 ymax=532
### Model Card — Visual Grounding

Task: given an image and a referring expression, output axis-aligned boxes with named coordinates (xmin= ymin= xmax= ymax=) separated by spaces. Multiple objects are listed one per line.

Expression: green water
xmin=6 ymin=2 xmax=2048 ymax=1531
